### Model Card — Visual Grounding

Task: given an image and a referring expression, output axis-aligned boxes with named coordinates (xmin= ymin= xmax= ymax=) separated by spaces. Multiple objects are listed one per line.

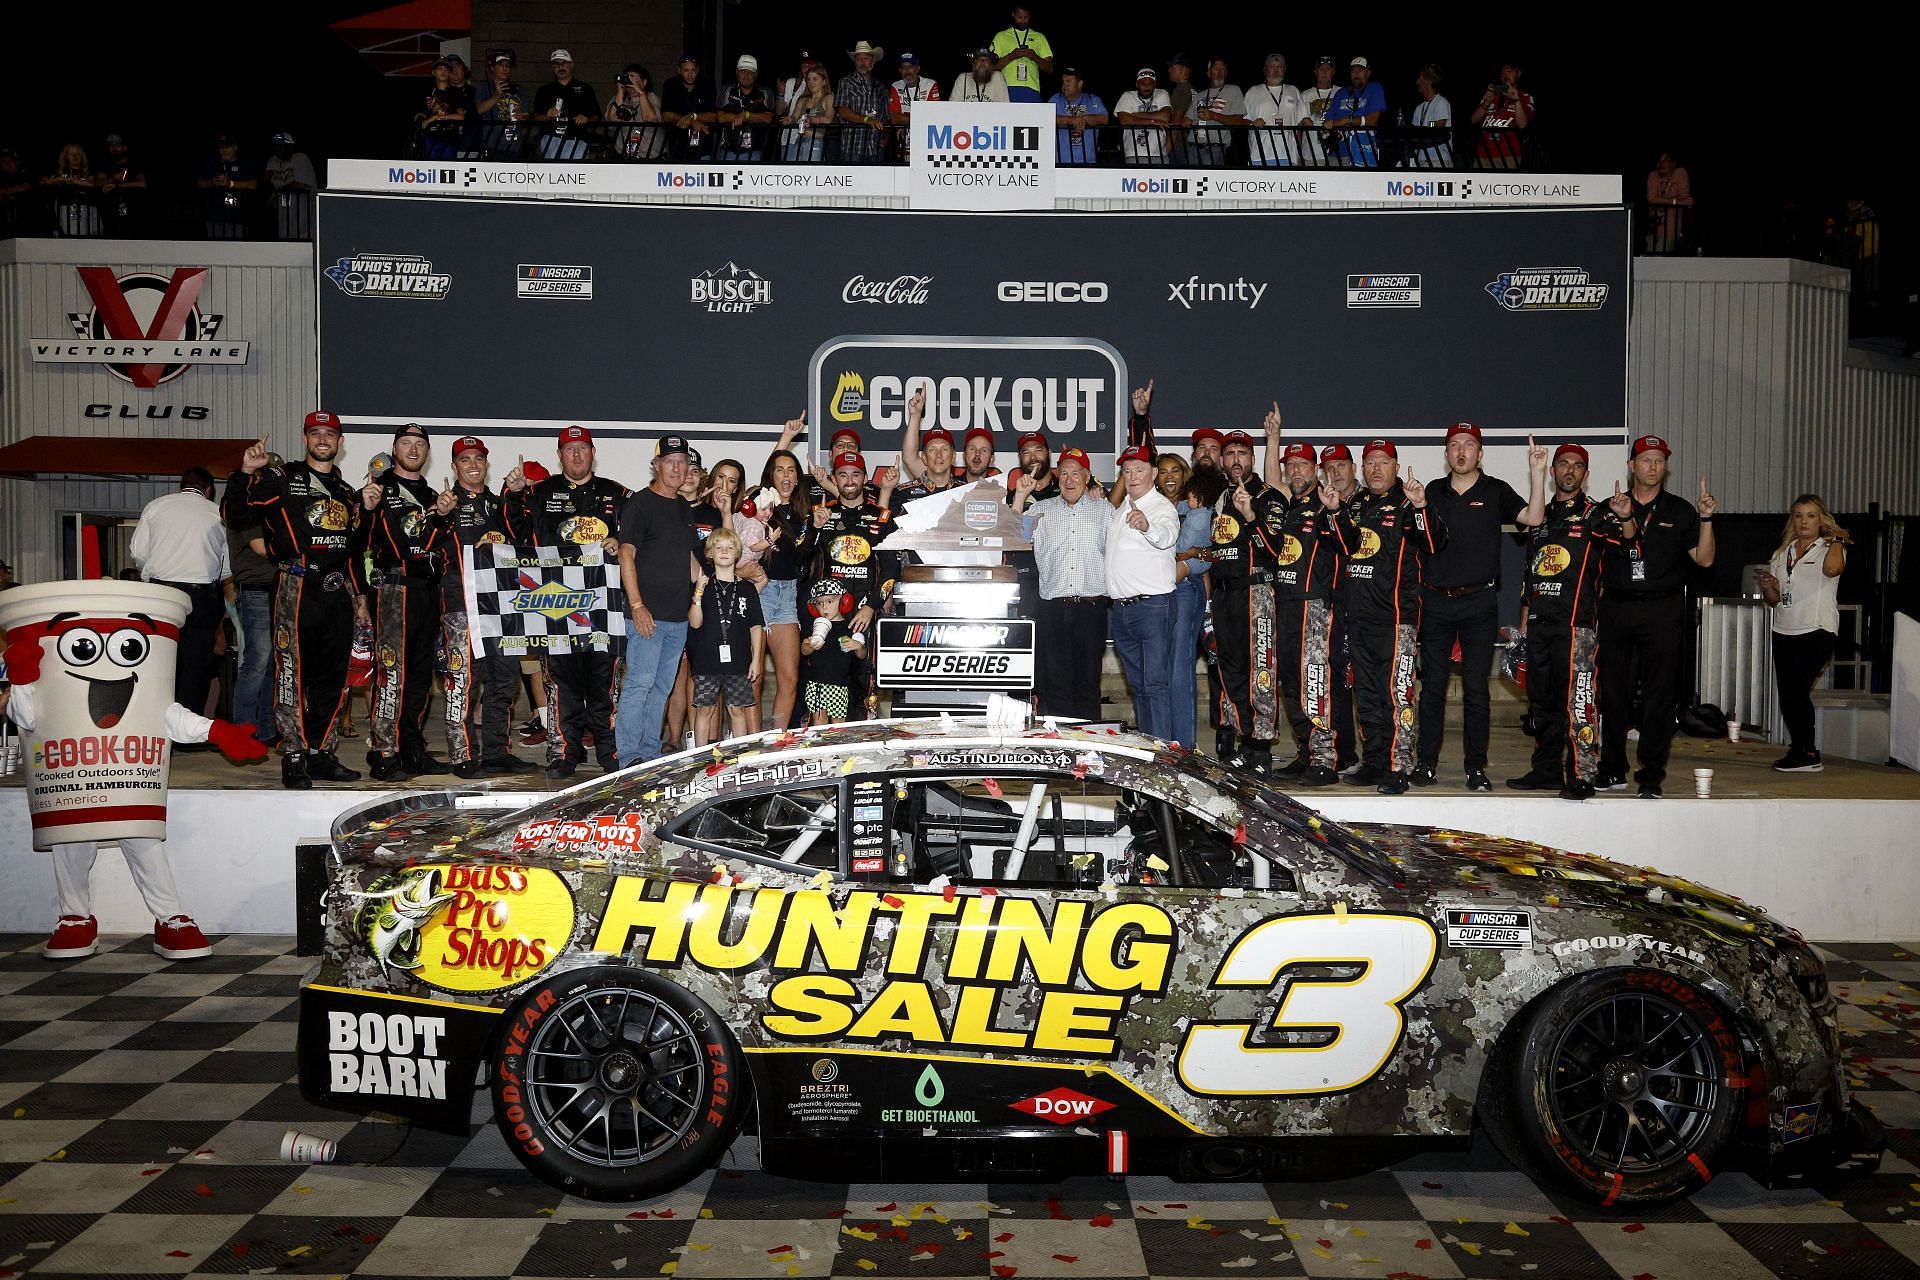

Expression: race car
xmin=298 ymin=717 xmax=1881 ymax=1205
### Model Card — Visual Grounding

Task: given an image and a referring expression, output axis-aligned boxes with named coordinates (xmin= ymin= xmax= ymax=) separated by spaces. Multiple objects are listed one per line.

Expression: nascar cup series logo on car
xmin=352 ymin=864 xmax=574 ymax=993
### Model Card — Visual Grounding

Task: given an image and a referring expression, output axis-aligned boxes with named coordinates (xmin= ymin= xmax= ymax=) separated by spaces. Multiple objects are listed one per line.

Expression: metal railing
xmin=0 ymin=186 xmax=316 ymax=241
xmin=405 ymin=119 xmax=1549 ymax=172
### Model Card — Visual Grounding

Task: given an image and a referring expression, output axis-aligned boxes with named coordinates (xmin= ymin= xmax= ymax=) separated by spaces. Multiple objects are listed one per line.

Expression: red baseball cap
xmin=922 ymin=426 xmax=954 ymax=447
xmin=1362 ymin=438 xmax=1398 ymax=460
xmin=1631 ymin=434 xmax=1671 ymax=458
xmin=1281 ymin=441 xmax=1316 ymax=463
xmin=1553 ymin=443 xmax=1590 ymax=464
xmin=1222 ymin=430 xmax=1254 ymax=451
xmin=1117 ymin=444 xmax=1154 ymax=467
xmin=832 ymin=452 xmax=866 ymax=474
xmin=1319 ymin=444 xmax=1352 ymax=464
xmin=830 ymin=426 xmax=862 ymax=447
xmin=1445 ymin=421 xmax=1482 ymax=443
xmin=452 ymin=435 xmax=487 ymax=458
xmin=558 ymin=424 xmax=593 ymax=446
xmin=1017 ymin=430 xmax=1048 ymax=450
xmin=1057 ymin=446 xmax=1092 ymax=472
xmin=303 ymin=410 xmax=339 ymax=433
xmin=963 ymin=426 xmax=995 ymax=447
xmin=1191 ymin=427 xmax=1225 ymax=448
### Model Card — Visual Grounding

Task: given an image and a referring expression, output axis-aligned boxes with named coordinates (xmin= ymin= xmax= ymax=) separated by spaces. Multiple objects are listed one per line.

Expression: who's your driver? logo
xmin=325 ymin=252 xmax=453 ymax=300
xmin=1484 ymin=265 xmax=1610 ymax=312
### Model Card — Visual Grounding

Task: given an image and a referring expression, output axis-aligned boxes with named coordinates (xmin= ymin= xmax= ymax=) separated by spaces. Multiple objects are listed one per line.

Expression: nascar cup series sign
xmin=910 ymin=102 xmax=1056 ymax=211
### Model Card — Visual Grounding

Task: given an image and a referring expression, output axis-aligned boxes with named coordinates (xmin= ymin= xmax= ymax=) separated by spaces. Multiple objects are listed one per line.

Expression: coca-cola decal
xmin=842 ymin=273 xmax=934 ymax=305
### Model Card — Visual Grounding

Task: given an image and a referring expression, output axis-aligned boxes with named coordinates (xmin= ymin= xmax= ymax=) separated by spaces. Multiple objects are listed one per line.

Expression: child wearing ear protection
xmin=801 ymin=578 xmax=864 ymax=725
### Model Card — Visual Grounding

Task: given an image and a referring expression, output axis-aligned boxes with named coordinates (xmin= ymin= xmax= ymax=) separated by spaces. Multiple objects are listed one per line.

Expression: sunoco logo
xmin=325 ymin=253 xmax=453 ymax=300
xmin=691 ymin=261 xmax=771 ymax=313
xmin=33 ymin=267 xmax=249 ymax=387
xmin=1346 ymin=274 xmax=1422 ymax=310
xmin=1485 ymin=266 xmax=1609 ymax=312
xmin=513 ymin=580 xmax=598 ymax=621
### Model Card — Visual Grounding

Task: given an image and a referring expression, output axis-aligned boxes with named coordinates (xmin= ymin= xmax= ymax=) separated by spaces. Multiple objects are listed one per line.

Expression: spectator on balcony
xmin=888 ymin=52 xmax=940 ymax=154
xmin=0 ymin=148 xmax=31 ymax=231
xmin=778 ymin=52 xmax=824 ymax=116
xmin=475 ymin=51 xmax=529 ymax=157
xmin=717 ymin=55 xmax=775 ymax=161
xmin=1645 ymin=151 xmax=1693 ymax=254
xmin=780 ymin=64 xmax=835 ymax=162
xmin=265 ymin=132 xmax=316 ymax=239
xmin=534 ymin=49 xmax=600 ymax=161
xmin=41 ymin=142 xmax=99 ymax=236
xmin=1051 ymin=68 xmax=1108 ymax=166
xmin=951 ymin=48 xmax=1010 ymax=103
xmin=1471 ymin=62 xmax=1533 ymax=169
xmin=608 ymin=64 xmax=666 ymax=159
xmin=1189 ymin=58 xmax=1247 ymax=166
xmin=196 ymin=135 xmax=256 ymax=239
xmin=1163 ymin=53 xmax=1195 ymax=160
xmin=1325 ymin=57 xmax=1385 ymax=168
xmin=1407 ymin=65 xmax=1454 ymax=169
xmin=664 ymin=54 xmax=716 ymax=159
xmin=1115 ymin=68 xmax=1174 ymax=164
xmin=418 ymin=58 xmax=467 ymax=159
xmin=96 ymin=134 xmax=146 ymax=233
xmin=1244 ymin=54 xmax=1306 ymax=167
xmin=992 ymin=5 xmax=1054 ymax=103
xmin=444 ymin=54 xmax=475 ymax=110
xmin=835 ymin=41 xmax=890 ymax=163
xmin=1300 ymin=55 xmax=1338 ymax=165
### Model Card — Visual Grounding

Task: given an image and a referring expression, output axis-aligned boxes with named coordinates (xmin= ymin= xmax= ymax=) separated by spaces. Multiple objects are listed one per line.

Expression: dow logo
xmin=31 ymin=268 xmax=251 ymax=388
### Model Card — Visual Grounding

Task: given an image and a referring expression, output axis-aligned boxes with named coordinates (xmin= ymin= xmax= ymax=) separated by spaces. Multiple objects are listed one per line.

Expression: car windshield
xmin=1182 ymin=755 xmax=1398 ymax=882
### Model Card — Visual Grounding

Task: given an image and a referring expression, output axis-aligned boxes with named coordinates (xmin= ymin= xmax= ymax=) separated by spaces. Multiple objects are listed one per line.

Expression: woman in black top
xmin=757 ymin=449 xmax=813 ymax=730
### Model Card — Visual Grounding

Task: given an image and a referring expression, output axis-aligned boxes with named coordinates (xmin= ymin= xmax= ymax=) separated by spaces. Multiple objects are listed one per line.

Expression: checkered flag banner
xmin=463 ymin=543 xmax=624 ymax=655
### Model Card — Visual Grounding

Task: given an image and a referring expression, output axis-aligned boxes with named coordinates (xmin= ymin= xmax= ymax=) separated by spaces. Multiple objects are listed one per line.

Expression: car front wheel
xmin=492 ymin=966 xmax=747 ymax=1201
xmin=1513 ymin=969 xmax=1745 ymax=1205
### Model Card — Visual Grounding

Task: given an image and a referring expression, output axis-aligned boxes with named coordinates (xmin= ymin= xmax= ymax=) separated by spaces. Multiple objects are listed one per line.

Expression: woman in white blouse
xmin=1756 ymin=494 xmax=1848 ymax=772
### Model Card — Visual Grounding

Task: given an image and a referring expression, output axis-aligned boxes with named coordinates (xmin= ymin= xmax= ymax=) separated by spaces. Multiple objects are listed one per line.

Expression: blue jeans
xmin=234 ymin=589 xmax=276 ymax=741
xmin=1110 ymin=592 xmax=1174 ymax=741
xmin=615 ymin=620 xmax=688 ymax=766
xmin=1170 ymin=580 xmax=1207 ymax=749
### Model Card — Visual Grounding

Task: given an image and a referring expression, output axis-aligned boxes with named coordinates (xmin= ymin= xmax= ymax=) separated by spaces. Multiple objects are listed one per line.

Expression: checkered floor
xmin=2 ymin=936 xmax=1918 ymax=1279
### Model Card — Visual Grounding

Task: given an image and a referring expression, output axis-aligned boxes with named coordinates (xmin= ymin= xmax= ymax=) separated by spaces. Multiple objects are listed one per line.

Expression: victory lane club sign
xmin=910 ymin=102 xmax=1055 ymax=211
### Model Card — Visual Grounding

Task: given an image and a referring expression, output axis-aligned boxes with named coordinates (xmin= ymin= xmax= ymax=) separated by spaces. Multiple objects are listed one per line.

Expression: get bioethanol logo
xmin=1484 ymin=266 xmax=1609 ymax=312
xmin=882 ymin=1065 xmax=979 ymax=1124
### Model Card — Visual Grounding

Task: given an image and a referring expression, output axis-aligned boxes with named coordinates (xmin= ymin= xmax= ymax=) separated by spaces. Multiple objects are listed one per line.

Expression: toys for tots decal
xmin=354 ymin=864 xmax=575 ymax=992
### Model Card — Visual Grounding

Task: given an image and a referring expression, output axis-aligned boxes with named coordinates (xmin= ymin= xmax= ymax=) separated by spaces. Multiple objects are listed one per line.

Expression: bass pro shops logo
xmin=32 ymin=268 xmax=250 ymax=388
xmin=325 ymin=253 xmax=453 ymax=300
xmin=1485 ymin=266 xmax=1609 ymax=312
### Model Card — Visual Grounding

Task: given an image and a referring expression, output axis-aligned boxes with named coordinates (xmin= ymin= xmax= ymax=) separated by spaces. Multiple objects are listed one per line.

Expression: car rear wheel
xmin=492 ymin=966 xmax=746 ymax=1201
xmin=1513 ymin=969 xmax=1745 ymax=1205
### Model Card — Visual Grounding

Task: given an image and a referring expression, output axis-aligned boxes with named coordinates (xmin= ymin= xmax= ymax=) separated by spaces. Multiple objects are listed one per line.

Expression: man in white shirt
xmin=1114 ymin=69 xmax=1173 ymax=164
xmin=1106 ymin=444 xmax=1179 ymax=739
xmin=1408 ymin=64 xmax=1454 ymax=169
xmin=1018 ymin=446 xmax=1109 ymax=721
xmin=950 ymin=49 xmax=1010 ymax=103
xmin=131 ymin=467 xmax=232 ymax=715
xmin=1189 ymin=57 xmax=1247 ymax=165
xmin=1243 ymin=53 xmax=1307 ymax=167
xmin=1299 ymin=56 xmax=1339 ymax=166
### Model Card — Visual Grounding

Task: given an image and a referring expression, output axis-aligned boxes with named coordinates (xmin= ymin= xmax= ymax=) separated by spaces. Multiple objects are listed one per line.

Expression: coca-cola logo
xmin=842 ymin=273 xmax=933 ymax=305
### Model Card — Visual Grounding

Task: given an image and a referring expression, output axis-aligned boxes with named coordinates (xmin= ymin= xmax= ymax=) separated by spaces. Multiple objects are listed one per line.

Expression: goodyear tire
xmin=492 ymin=966 xmax=747 ymax=1202
xmin=1512 ymin=968 xmax=1745 ymax=1206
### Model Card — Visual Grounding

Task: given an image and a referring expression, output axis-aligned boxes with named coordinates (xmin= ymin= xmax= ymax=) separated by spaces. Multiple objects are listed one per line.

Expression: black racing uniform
xmin=1203 ymin=477 xmax=1286 ymax=762
xmin=1324 ymin=487 xmax=1360 ymax=770
xmin=245 ymin=461 xmax=363 ymax=754
xmin=1328 ymin=483 xmax=1446 ymax=777
xmin=1524 ymin=494 xmax=1625 ymax=785
xmin=1600 ymin=488 xmax=1701 ymax=789
xmin=504 ymin=473 xmax=630 ymax=769
xmin=1270 ymin=491 xmax=1339 ymax=770
xmin=1417 ymin=473 xmax=1527 ymax=776
xmin=434 ymin=486 xmax=517 ymax=765
xmin=809 ymin=499 xmax=900 ymax=716
xmin=354 ymin=472 xmax=447 ymax=766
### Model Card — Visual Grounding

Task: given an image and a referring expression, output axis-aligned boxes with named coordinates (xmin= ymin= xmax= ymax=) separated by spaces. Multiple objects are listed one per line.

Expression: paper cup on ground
xmin=0 ymin=581 xmax=192 ymax=851
xmin=1727 ymin=720 xmax=1742 ymax=742
xmin=280 ymin=1129 xmax=339 ymax=1163
xmin=1693 ymin=767 xmax=1713 ymax=797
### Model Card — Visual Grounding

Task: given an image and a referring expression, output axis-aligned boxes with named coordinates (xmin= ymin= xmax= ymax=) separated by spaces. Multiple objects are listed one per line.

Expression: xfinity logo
xmin=843 ymin=274 xmax=933 ymax=305
xmin=997 ymin=280 xmax=1108 ymax=303
xmin=690 ymin=261 xmax=771 ymax=313
xmin=1167 ymin=275 xmax=1267 ymax=310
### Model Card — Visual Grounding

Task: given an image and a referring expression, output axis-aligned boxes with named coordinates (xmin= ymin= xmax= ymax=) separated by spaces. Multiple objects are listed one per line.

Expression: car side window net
xmin=677 ymin=786 xmax=840 ymax=869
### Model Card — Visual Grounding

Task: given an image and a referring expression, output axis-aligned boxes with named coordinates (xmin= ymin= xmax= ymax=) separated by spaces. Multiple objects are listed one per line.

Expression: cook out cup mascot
xmin=0 ymin=580 xmax=269 ymax=960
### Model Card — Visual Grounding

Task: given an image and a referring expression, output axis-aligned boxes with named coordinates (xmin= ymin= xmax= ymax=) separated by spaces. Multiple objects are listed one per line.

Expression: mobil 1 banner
xmin=317 ymin=194 xmax=1628 ymax=456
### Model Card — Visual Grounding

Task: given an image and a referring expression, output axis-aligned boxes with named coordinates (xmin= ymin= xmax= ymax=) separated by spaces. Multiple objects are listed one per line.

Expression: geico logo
xmin=326 ymin=1010 xmax=449 ymax=1099
xmin=863 ymin=374 xmax=1106 ymax=432
xmin=997 ymin=280 xmax=1108 ymax=303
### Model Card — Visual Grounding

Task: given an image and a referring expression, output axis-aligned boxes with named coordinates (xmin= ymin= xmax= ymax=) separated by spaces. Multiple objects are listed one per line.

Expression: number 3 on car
xmin=1177 ymin=912 xmax=1438 ymax=1096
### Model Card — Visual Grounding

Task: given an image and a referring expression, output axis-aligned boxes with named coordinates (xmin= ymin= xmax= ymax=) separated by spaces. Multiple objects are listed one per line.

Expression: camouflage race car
xmin=298 ymin=717 xmax=1881 ymax=1205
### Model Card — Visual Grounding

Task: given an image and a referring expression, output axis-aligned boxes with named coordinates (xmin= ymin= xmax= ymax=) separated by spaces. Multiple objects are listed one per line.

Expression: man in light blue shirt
xmin=1018 ymin=446 xmax=1109 ymax=721
xmin=1325 ymin=56 xmax=1386 ymax=168
xmin=1050 ymin=70 xmax=1109 ymax=166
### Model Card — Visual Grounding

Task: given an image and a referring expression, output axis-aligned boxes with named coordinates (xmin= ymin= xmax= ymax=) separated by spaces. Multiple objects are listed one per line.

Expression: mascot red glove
xmin=206 ymin=719 xmax=270 ymax=762
xmin=2 ymin=622 xmax=49 ymax=685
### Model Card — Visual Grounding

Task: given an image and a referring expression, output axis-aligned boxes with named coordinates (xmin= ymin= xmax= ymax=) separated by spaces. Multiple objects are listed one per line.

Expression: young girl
xmin=732 ymin=487 xmax=773 ymax=570
xmin=801 ymin=579 xmax=865 ymax=726
xmin=686 ymin=527 xmax=766 ymax=745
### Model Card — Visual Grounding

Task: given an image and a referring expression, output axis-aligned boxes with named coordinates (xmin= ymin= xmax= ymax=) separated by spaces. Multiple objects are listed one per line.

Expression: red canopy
xmin=0 ymin=436 xmax=253 ymax=480
xmin=330 ymin=0 xmax=471 ymax=78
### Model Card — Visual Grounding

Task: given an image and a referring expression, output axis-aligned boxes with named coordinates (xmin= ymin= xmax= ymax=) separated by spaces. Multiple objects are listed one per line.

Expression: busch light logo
xmin=1485 ymin=266 xmax=1610 ymax=312
xmin=690 ymin=262 xmax=772 ymax=313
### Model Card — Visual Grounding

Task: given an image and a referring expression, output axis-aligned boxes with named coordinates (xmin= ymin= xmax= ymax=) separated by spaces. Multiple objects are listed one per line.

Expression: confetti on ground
xmin=1050 ymin=1254 xmax=1077 ymax=1263
xmin=856 ymin=1261 xmax=877 ymax=1271
xmin=1504 ymin=1222 xmax=1530 ymax=1236
xmin=1623 ymin=1223 xmax=1647 ymax=1234
xmin=1221 ymin=1258 xmax=1256 ymax=1269
xmin=1087 ymin=1214 xmax=1113 ymax=1228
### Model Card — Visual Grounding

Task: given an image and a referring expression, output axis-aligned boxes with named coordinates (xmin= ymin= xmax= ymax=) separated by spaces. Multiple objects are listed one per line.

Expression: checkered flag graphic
xmin=928 ymin=154 xmax=1040 ymax=169
xmin=464 ymin=543 xmax=623 ymax=656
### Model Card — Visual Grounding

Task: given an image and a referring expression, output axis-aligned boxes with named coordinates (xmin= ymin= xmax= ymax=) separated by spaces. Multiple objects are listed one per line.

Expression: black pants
xmin=161 ymin=580 xmax=224 ymax=715
xmin=1599 ymin=593 xmax=1685 ymax=786
xmin=371 ymin=581 xmax=439 ymax=762
xmin=273 ymin=571 xmax=353 ymax=753
xmin=1035 ymin=595 xmax=1108 ymax=722
xmin=1330 ymin=600 xmax=1357 ymax=769
xmin=547 ymin=648 xmax=620 ymax=769
xmin=1418 ymin=588 xmax=1500 ymax=772
xmin=1212 ymin=581 xmax=1277 ymax=750
xmin=1527 ymin=614 xmax=1602 ymax=783
xmin=1349 ymin=610 xmax=1420 ymax=775
xmin=1772 ymin=629 xmax=1835 ymax=753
